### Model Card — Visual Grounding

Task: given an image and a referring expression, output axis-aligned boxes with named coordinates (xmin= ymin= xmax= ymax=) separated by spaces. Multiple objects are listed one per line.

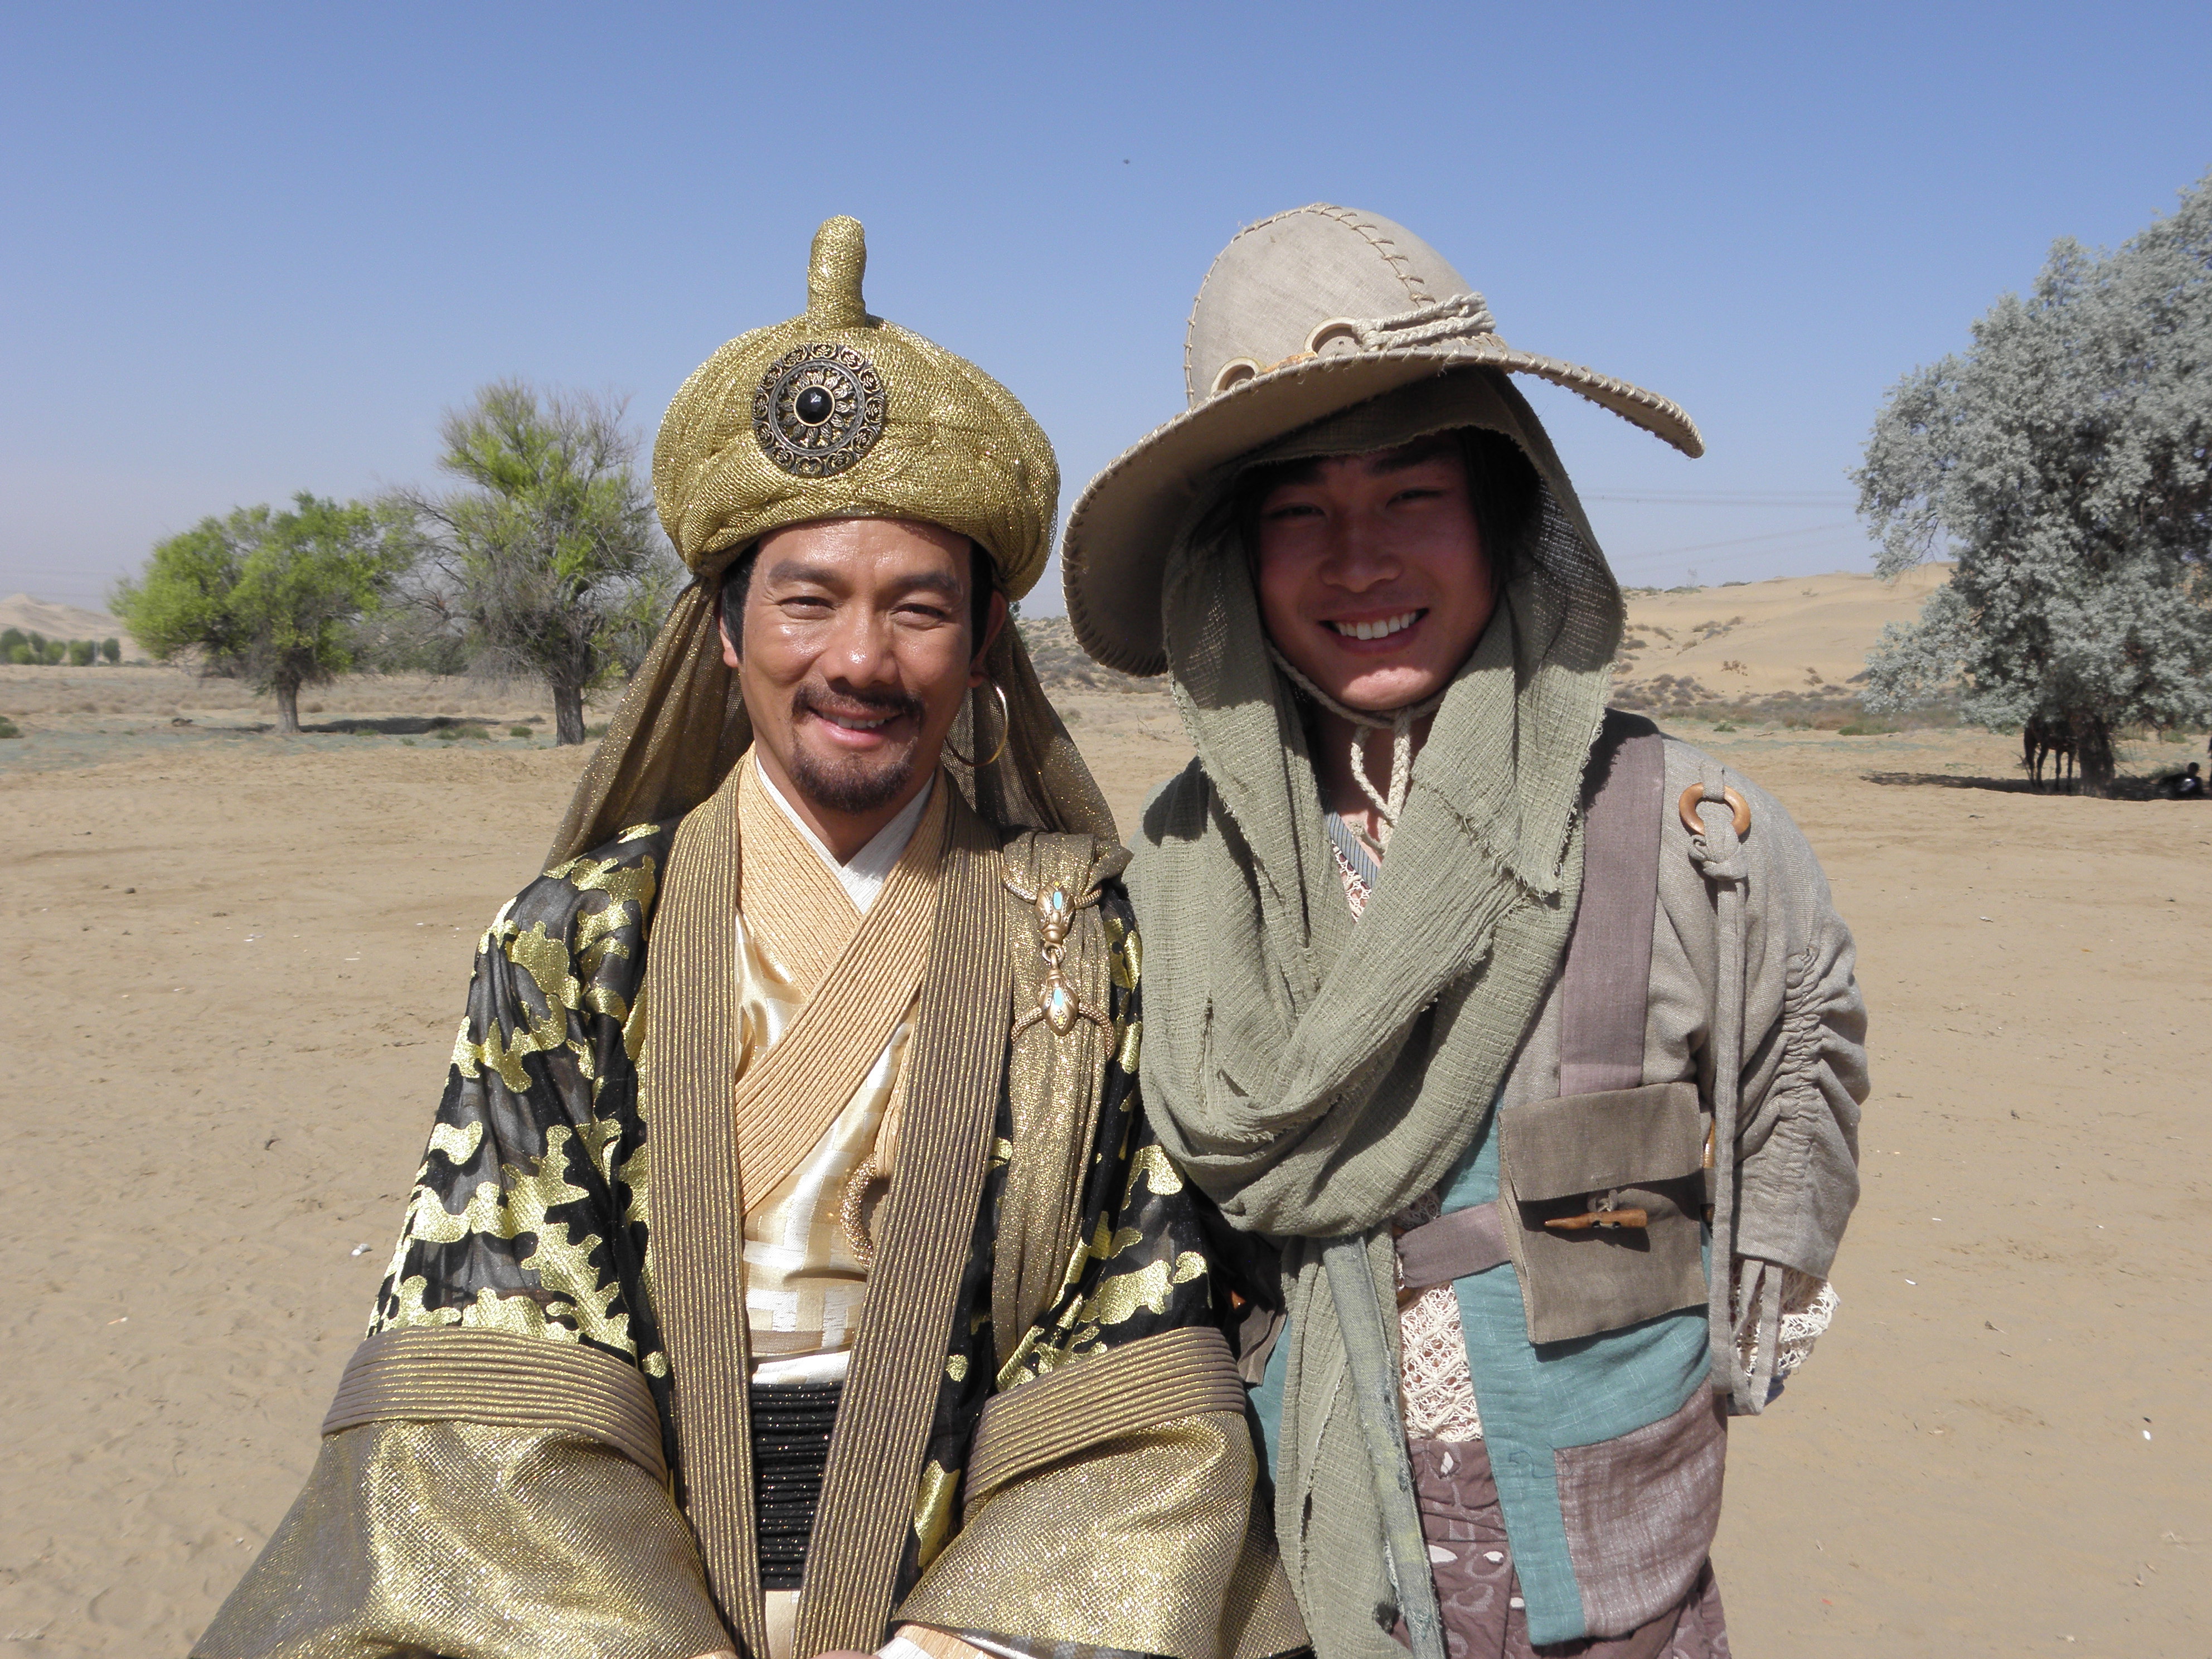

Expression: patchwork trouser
xmin=1395 ymin=1437 xmax=1730 ymax=1659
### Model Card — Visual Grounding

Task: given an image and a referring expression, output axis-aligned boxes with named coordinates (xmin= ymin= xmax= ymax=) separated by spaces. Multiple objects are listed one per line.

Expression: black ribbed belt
xmin=750 ymin=1379 xmax=842 ymax=1589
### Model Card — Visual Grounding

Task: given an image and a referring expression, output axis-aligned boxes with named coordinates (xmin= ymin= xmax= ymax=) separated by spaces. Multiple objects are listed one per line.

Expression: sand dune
xmin=0 ymin=594 xmax=137 ymax=655
xmin=1618 ymin=565 xmax=1952 ymax=705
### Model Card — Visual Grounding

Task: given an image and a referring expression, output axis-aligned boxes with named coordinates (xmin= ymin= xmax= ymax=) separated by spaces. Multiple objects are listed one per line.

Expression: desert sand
xmin=3 ymin=600 xmax=2208 ymax=1655
xmin=1616 ymin=565 xmax=1954 ymax=704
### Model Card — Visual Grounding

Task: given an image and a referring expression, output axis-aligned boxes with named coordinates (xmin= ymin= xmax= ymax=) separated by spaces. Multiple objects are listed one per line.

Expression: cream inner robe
xmin=737 ymin=758 xmax=936 ymax=1386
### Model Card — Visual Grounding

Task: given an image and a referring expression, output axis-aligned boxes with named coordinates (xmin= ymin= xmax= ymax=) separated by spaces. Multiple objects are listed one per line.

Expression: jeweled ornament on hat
xmin=752 ymin=341 xmax=886 ymax=477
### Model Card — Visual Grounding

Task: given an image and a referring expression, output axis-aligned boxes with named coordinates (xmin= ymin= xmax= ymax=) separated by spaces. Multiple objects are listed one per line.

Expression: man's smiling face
xmin=1251 ymin=437 xmax=1496 ymax=715
xmin=722 ymin=516 xmax=997 ymax=857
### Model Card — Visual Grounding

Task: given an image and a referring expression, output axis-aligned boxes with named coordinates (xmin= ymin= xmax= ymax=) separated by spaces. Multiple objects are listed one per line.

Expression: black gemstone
xmin=794 ymin=385 xmax=834 ymax=425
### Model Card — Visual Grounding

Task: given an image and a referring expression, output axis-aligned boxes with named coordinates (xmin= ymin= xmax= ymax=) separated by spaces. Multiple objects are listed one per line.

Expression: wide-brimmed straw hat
xmin=1063 ymin=203 xmax=1704 ymax=675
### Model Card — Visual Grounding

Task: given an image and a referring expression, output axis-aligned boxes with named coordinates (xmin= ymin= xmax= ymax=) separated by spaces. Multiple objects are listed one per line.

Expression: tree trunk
xmin=2075 ymin=715 xmax=2116 ymax=798
xmin=552 ymin=683 xmax=587 ymax=746
xmin=274 ymin=678 xmax=302 ymax=735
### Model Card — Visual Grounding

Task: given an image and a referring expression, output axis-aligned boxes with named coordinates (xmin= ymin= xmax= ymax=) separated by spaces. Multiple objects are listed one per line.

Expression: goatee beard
xmin=786 ymin=685 xmax=927 ymax=816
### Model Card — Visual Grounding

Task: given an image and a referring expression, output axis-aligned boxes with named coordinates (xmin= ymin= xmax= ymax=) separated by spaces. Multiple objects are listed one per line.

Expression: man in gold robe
xmin=196 ymin=218 xmax=1303 ymax=1659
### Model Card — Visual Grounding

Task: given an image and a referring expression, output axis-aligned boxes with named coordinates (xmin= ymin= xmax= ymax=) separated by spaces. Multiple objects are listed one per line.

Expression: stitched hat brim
xmin=1062 ymin=338 xmax=1702 ymax=676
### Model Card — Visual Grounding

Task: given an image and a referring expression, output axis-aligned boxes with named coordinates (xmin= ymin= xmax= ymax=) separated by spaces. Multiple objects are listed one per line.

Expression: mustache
xmin=790 ymin=683 xmax=926 ymax=726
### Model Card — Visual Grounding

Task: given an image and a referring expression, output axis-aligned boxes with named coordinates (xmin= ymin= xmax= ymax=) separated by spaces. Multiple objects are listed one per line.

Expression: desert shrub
xmin=114 ymin=495 xmax=413 ymax=731
xmin=404 ymin=382 xmax=675 ymax=745
xmin=1859 ymin=172 xmax=2212 ymax=795
xmin=0 ymin=715 xmax=20 ymax=738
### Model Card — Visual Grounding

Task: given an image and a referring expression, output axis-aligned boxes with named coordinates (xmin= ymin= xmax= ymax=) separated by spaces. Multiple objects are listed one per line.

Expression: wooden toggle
xmin=1544 ymin=1209 xmax=1650 ymax=1231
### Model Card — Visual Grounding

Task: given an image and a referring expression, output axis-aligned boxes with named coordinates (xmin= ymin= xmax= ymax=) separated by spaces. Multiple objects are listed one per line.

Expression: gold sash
xmin=733 ymin=760 xmax=945 ymax=1206
xmin=641 ymin=757 xmax=1012 ymax=1655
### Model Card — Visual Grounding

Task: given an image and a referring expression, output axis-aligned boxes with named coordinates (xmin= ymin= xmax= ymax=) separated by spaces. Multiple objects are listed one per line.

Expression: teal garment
xmin=1245 ymin=1108 xmax=1709 ymax=1648
xmin=1253 ymin=1304 xmax=1290 ymax=1484
xmin=1443 ymin=1117 xmax=1709 ymax=1646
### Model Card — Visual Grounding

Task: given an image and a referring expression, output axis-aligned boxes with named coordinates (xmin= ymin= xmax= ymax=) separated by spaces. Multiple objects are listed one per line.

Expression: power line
xmin=1609 ymin=521 xmax=1862 ymax=564
xmin=1582 ymin=491 xmax=1855 ymax=508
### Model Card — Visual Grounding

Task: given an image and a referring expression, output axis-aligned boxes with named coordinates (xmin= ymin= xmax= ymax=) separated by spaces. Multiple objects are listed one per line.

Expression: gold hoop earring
xmin=947 ymin=680 xmax=1011 ymax=769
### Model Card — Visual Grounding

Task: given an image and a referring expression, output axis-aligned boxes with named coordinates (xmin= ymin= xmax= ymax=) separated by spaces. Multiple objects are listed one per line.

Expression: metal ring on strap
xmin=1679 ymin=783 xmax=1750 ymax=837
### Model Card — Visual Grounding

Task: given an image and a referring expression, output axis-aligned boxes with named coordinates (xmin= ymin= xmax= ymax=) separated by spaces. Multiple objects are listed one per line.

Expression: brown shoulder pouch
xmin=1498 ymin=712 xmax=1711 ymax=1346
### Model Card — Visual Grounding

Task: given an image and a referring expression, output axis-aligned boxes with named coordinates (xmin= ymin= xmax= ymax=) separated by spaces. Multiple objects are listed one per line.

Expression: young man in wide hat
xmin=198 ymin=219 xmax=1302 ymax=1659
xmin=1064 ymin=205 xmax=1869 ymax=1658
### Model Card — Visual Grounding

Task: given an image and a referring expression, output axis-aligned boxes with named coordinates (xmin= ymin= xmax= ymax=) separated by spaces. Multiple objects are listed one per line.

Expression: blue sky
xmin=3 ymin=3 xmax=2207 ymax=613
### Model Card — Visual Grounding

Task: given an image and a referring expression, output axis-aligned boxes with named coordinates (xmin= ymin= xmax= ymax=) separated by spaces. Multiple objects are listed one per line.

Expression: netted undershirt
xmin=1394 ymin=1190 xmax=1486 ymax=1442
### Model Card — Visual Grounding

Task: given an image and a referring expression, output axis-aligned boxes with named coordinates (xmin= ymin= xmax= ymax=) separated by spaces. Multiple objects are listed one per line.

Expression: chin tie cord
xmin=1268 ymin=643 xmax=1445 ymax=830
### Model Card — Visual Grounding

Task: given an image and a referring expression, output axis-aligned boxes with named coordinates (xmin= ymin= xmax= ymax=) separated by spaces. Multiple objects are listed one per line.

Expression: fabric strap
xmin=1685 ymin=759 xmax=1759 ymax=1413
xmin=641 ymin=760 xmax=769 ymax=1656
xmin=1393 ymin=1202 xmax=1509 ymax=1294
xmin=795 ymin=795 xmax=1013 ymax=1655
xmin=1557 ymin=713 xmax=1665 ymax=1097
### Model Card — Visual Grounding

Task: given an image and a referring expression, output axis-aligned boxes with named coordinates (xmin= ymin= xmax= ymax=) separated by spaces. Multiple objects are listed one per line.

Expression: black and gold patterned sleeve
xmin=195 ymin=824 xmax=734 ymax=1659
xmin=367 ymin=822 xmax=674 ymax=1369
xmin=896 ymin=885 xmax=1307 ymax=1659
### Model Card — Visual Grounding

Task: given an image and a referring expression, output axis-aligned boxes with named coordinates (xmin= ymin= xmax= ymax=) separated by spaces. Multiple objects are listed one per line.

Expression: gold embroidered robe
xmin=194 ymin=764 xmax=1304 ymax=1659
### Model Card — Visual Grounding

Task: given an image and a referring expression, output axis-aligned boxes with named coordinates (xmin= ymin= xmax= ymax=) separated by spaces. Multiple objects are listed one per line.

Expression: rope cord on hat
xmin=1352 ymin=292 xmax=1496 ymax=352
xmin=1267 ymin=642 xmax=1447 ymax=830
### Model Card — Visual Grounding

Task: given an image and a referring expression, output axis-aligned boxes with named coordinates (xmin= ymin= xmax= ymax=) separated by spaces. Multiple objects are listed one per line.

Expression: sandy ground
xmin=4 ymin=667 xmax=2208 ymax=1655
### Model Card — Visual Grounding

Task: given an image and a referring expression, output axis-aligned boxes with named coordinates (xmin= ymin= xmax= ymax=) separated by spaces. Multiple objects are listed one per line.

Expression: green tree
xmin=408 ymin=382 xmax=675 ymax=744
xmin=65 ymin=639 xmax=94 ymax=666
xmin=0 ymin=628 xmax=23 ymax=659
xmin=1856 ymin=173 xmax=2212 ymax=795
xmin=114 ymin=494 xmax=414 ymax=733
xmin=100 ymin=637 xmax=120 ymax=664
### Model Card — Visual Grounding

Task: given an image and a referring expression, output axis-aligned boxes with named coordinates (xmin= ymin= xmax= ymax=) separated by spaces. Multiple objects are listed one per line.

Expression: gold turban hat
xmin=547 ymin=217 xmax=1109 ymax=865
xmin=652 ymin=215 xmax=1059 ymax=600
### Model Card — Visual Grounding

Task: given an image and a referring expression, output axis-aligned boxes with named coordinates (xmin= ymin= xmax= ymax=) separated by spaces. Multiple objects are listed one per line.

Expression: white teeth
xmin=826 ymin=714 xmax=890 ymax=730
xmin=1329 ymin=611 xmax=1420 ymax=642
